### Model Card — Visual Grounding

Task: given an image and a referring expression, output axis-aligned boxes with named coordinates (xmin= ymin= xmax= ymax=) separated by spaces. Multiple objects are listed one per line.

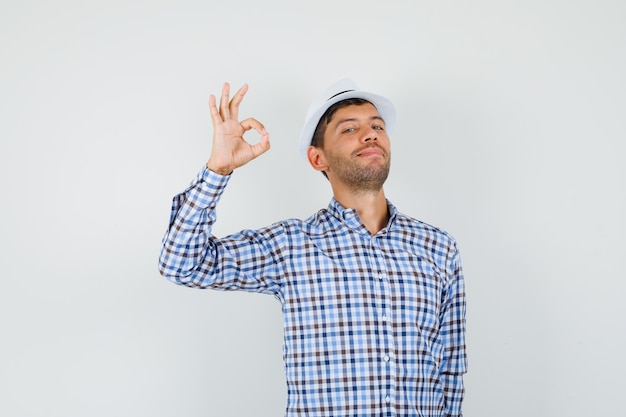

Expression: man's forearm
xmin=158 ymin=168 xmax=230 ymax=285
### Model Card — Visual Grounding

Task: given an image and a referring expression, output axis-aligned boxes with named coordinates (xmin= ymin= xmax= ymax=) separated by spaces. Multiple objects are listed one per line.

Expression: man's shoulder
xmin=393 ymin=211 xmax=458 ymax=246
xmin=285 ymin=207 xmax=339 ymax=234
xmin=256 ymin=207 xmax=336 ymax=236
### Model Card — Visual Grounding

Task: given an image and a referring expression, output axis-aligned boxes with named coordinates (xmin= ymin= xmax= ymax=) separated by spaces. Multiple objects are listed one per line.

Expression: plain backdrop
xmin=1 ymin=1 xmax=625 ymax=416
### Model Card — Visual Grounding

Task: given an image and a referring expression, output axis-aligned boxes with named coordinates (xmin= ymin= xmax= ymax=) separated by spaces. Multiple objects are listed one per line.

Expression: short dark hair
xmin=310 ymin=98 xmax=372 ymax=179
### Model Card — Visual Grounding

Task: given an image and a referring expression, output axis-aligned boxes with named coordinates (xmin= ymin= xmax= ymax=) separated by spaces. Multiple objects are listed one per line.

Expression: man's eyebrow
xmin=335 ymin=115 xmax=385 ymax=125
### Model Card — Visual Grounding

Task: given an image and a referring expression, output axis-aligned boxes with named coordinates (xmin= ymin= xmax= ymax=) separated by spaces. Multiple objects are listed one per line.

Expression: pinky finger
xmin=208 ymin=94 xmax=221 ymax=124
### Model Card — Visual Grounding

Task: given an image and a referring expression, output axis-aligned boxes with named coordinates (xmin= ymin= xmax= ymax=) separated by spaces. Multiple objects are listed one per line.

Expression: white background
xmin=1 ymin=1 xmax=625 ymax=416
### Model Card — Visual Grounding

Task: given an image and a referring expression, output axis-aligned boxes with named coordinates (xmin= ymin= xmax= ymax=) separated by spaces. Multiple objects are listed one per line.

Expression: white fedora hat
xmin=298 ymin=79 xmax=396 ymax=160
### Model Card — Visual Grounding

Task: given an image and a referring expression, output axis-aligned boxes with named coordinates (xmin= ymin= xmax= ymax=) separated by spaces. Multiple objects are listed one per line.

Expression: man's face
xmin=319 ymin=103 xmax=391 ymax=192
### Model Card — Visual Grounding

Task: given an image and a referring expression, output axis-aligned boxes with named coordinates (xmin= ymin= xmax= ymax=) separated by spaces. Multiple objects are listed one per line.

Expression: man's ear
xmin=307 ymin=146 xmax=329 ymax=172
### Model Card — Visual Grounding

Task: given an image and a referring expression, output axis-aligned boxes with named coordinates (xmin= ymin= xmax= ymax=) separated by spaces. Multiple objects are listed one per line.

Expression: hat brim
xmin=298 ymin=90 xmax=396 ymax=160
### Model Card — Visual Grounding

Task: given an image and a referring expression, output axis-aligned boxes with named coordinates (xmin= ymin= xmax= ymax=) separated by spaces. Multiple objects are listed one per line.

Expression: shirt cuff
xmin=201 ymin=166 xmax=232 ymax=187
xmin=178 ymin=166 xmax=231 ymax=210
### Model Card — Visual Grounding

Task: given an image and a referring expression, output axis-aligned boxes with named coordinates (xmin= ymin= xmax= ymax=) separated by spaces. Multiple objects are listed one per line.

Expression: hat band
xmin=327 ymin=90 xmax=354 ymax=100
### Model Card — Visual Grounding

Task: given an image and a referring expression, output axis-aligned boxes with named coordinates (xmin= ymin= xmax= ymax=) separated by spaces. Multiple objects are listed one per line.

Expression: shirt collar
xmin=327 ymin=197 xmax=399 ymax=236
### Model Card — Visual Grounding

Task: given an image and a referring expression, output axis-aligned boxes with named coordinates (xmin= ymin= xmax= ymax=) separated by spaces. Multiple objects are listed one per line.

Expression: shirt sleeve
xmin=439 ymin=241 xmax=467 ymax=417
xmin=158 ymin=167 xmax=285 ymax=296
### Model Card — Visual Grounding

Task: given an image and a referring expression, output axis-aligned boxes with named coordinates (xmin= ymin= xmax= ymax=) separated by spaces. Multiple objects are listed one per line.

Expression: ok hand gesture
xmin=206 ymin=83 xmax=270 ymax=175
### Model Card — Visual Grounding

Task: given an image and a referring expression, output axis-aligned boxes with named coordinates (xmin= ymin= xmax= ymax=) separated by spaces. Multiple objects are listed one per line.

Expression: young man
xmin=159 ymin=79 xmax=467 ymax=417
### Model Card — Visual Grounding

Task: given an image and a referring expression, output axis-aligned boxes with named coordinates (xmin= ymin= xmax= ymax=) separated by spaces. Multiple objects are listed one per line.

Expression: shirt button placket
xmin=370 ymin=237 xmax=396 ymax=415
xmin=378 ymin=271 xmax=396 ymax=415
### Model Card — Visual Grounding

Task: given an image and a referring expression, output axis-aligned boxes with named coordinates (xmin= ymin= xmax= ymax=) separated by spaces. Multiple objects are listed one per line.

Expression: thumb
xmin=250 ymin=132 xmax=271 ymax=157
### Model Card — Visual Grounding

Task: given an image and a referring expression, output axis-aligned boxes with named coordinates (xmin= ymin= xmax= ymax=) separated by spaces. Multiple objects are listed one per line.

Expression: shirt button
xmin=381 ymin=314 xmax=387 ymax=322
xmin=383 ymin=354 xmax=390 ymax=362
xmin=385 ymin=395 xmax=391 ymax=403
xmin=378 ymin=273 xmax=384 ymax=280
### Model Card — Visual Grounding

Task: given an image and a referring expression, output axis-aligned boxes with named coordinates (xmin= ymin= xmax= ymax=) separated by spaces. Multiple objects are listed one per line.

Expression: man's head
xmin=299 ymin=80 xmax=395 ymax=191
xmin=307 ymin=100 xmax=391 ymax=192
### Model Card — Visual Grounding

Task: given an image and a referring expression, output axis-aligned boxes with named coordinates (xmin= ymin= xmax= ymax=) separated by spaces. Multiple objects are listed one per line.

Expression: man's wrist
xmin=205 ymin=161 xmax=232 ymax=176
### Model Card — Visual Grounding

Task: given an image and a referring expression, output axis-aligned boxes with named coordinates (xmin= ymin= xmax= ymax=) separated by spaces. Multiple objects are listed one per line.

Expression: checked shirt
xmin=159 ymin=168 xmax=467 ymax=417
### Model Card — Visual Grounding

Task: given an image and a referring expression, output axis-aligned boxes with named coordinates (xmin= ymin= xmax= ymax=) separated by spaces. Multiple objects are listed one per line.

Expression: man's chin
xmin=360 ymin=160 xmax=390 ymax=175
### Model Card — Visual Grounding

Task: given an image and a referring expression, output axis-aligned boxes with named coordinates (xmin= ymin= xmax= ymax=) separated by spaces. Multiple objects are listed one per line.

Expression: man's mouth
xmin=355 ymin=146 xmax=384 ymax=157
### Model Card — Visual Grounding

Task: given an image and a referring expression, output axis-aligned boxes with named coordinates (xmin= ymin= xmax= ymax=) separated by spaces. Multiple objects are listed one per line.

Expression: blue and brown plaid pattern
xmin=159 ymin=168 xmax=467 ymax=417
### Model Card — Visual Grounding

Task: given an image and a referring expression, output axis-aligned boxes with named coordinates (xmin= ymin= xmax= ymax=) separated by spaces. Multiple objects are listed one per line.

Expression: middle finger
xmin=229 ymin=84 xmax=248 ymax=121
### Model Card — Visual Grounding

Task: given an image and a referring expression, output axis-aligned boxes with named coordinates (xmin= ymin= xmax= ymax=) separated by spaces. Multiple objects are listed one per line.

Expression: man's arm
xmin=158 ymin=166 xmax=284 ymax=294
xmin=158 ymin=83 xmax=280 ymax=293
xmin=439 ymin=242 xmax=468 ymax=417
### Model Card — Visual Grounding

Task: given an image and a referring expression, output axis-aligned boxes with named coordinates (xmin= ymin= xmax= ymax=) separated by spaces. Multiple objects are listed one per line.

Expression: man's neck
xmin=331 ymin=185 xmax=389 ymax=235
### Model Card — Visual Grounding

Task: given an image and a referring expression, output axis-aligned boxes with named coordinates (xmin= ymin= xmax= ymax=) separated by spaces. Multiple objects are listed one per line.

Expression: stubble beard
xmin=326 ymin=151 xmax=391 ymax=194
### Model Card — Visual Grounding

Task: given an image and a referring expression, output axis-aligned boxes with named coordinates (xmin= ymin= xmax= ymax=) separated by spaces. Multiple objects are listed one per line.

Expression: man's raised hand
xmin=205 ymin=83 xmax=270 ymax=175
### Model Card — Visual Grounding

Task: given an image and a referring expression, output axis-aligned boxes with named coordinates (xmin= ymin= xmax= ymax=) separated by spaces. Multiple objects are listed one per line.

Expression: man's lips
xmin=355 ymin=146 xmax=385 ymax=157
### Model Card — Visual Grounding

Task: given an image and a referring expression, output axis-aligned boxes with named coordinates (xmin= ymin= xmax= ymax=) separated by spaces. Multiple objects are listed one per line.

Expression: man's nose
xmin=362 ymin=127 xmax=378 ymax=142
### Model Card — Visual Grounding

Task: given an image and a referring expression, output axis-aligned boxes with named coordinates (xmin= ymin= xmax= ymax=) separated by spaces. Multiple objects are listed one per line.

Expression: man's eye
xmin=373 ymin=125 xmax=384 ymax=130
xmin=342 ymin=127 xmax=356 ymax=133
